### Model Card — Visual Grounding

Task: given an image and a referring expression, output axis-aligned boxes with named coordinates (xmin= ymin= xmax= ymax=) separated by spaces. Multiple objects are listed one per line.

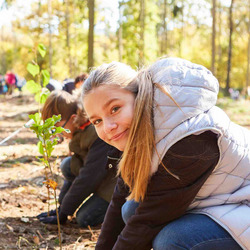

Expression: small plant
xmin=25 ymin=44 xmax=68 ymax=249
xmin=24 ymin=44 xmax=51 ymax=106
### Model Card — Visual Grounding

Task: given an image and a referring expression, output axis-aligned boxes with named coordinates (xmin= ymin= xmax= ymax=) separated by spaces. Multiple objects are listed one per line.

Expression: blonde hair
xmin=42 ymin=90 xmax=87 ymax=128
xmin=82 ymin=62 xmax=154 ymax=202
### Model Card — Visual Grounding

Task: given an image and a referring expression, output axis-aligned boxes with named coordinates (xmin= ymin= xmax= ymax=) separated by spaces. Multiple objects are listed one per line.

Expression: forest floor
xmin=0 ymin=92 xmax=250 ymax=250
xmin=0 ymin=93 xmax=100 ymax=249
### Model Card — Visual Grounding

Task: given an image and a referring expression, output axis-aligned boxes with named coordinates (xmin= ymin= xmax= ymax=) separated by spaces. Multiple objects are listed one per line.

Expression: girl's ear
xmin=71 ymin=114 xmax=77 ymax=123
xmin=69 ymin=114 xmax=78 ymax=131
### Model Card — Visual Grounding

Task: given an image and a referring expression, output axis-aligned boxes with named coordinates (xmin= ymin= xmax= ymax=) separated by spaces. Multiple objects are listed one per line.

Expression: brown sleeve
xmin=108 ymin=131 xmax=219 ymax=250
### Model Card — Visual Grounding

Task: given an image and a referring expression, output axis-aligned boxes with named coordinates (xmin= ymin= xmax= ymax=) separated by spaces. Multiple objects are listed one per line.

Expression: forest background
xmin=0 ymin=0 xmax=250 ymax=248
xmin=0 ymin=0 xmax=250 ymax=94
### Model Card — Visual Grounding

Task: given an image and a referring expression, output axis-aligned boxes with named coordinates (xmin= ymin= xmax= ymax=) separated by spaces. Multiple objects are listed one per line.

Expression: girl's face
xmin=83 ymin=85 xmax=135 ymax=151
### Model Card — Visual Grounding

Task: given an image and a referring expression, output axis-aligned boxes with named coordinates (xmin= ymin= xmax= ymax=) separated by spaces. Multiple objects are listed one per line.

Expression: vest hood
xmin=149 ymin=57 xmax=219 ymax=144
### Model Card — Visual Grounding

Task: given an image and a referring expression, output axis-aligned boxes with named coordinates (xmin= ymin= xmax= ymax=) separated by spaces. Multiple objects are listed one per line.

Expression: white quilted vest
xmin=150 ymin=58 xmax=250 ymax=249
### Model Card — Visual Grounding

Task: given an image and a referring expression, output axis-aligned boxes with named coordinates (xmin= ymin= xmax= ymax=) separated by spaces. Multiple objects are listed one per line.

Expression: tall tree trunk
xmin=12 ymin=23 xmax=17 ymax=70
xmin=72 ymin=0 xmax=77 ymax=76
xmin=139 ymin=0 xmax=145 ymax=67
xmin=65 ymin=0 xmax=72 ymax=76
xmin=161 ymin=0 xmax=167 ymax=55
xmin=48 ymin=0 xmax=53 ymax=77
xmin=36 ymin=0 xmax=41 ymax=42
xmin=211 ymin=0 xmax=216 ymax=74
xmin=246 ymin=0 xmax=250 ymax=95
xmin=118 ymin=0 xmax=123 ymax=62
xmin=179 ymin=0 xmax=184 ymax=57
xmin=226 ymin=0 xmax=234 ymax=93
xmin=0 ymin=2 xmax=7 ymax=73
xmin=1 ymin=26 xmax=6 ymax=73
xmin=217 ymin=1 xmax=222 ymax=73
xmin=88 ymin=0 xmax=95 ymax=71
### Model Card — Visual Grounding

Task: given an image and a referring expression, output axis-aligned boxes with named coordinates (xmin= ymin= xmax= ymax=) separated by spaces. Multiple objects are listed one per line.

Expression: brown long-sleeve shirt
xmin=96 ymin=131 xmax=220 ymax=250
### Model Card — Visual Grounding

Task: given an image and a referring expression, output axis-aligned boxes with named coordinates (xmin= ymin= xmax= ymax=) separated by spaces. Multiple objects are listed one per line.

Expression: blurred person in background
xmin=63 ymin=73 xmax=88 ymax=95
xmin=5 ymin=71 xmax=16 ymax=95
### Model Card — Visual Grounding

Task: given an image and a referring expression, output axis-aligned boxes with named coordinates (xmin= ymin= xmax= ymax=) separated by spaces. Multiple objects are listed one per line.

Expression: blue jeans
xmin=122 ymin=200 xmax=242 ymax=250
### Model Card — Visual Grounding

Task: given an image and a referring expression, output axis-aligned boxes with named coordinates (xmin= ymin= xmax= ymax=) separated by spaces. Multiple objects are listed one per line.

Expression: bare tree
xmin=65 ymin=0 xmax=72 ymax=76
xmin=48 ymin=0 xmax=53 ymax=77
xmin=161 ymin=0 xmax=168 ymax=55
xmin=211 ymin=0 xmax=216 ymax=74
xmin=226 ymin=0 xmax=235 ymax=93
xmin=139 ymin=0 xmax=145 ymax=66
xmin=87 ymin=0 xmax=95 ymax=71
xmin=246 ymin=0 xmax=250 ymax=95
xmin=36 ymin=0 xmax=41 ymax=42
xmin=118 ymin=0 xmax=124 ymax=62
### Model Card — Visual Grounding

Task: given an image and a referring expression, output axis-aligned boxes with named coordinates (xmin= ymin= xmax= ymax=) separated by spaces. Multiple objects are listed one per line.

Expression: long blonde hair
xmin=82 ymin=62 xmax=154 ymax=202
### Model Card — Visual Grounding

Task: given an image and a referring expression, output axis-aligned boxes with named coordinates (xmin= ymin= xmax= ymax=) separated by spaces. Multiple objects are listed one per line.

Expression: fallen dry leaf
xmin=33 ymin=235 xmax=40 ymax=245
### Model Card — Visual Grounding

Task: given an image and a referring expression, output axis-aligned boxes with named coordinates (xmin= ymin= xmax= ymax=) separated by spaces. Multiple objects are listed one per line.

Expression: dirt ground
xmin=0 ymin=94 xmax=100 ymax=249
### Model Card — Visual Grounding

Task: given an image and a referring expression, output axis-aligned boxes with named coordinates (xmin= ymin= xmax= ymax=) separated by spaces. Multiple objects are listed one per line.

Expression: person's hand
xmin=37 ymin=209 xmax=57 ymax=219
xmin=39 ymin=212 xmax=67 ymax=224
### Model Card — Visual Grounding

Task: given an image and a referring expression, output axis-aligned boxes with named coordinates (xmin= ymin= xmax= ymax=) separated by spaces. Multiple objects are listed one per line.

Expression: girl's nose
xmin=103 ymin=119 xmax=117 ymax=133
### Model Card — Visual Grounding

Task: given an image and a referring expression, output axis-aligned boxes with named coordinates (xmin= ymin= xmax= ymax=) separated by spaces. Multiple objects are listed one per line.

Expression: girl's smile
xmin=83 ymin=85 xmax=135 ymax=151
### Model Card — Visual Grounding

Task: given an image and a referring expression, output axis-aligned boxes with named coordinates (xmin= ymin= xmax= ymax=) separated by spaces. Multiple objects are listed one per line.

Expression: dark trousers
xmin=59 ymin=156 xmax=109 ymax=227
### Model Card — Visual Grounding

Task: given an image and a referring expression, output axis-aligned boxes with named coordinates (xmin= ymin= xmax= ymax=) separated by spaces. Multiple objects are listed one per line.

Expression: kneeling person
xmin=37 ymin=90 xmax=117 ymax=227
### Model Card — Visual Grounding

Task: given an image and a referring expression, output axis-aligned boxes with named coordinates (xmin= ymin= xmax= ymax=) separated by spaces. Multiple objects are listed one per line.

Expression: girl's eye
xmin=111 ymin=106 xmax=120 ymax=114
xmin=93 ymin=119 xmax=102 ymax=125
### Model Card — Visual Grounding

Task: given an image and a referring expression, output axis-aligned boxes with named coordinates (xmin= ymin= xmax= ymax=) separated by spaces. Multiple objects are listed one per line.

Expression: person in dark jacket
xmin=37 ymin=90 xmax=117 ymax=228
xmin=81 ymin=58 xmax=249 ymax=249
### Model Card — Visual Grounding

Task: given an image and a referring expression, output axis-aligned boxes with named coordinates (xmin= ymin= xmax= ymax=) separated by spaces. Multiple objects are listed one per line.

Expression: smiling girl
xmin=82 ymin=58 xmax=250 ymax=250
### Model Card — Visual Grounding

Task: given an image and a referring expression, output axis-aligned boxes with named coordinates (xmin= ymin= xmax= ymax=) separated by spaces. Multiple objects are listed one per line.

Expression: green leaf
xmin=41 ymin=70 xmax=50 ymax=87
xmin=38 ymin=44 xmax=46 ymax=58
xmin=27 ymin=63 xmax=40 ymax=77
xmin=29 ymin=113 xmax=41 ymax=125
xmin=40 ymin=88 xmax=50 ymax=104
xmin=43 ymin=118 xmax=54 ymax=129
xmin=37 ymin=141 xmax=44 ymax=155
xmin=52 ymin=114 xmax=62 ymax=124
xmin=53 ymin=127 xmax=65 ymax=134
xmin=35 ymin=93 xmax=41 ymax=103
xmin=25 ymin=80 xmax=41 ymax=94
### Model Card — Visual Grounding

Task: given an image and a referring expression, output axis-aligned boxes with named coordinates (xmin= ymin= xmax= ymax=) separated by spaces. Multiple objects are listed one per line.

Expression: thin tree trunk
xmin=88 ymin=0 xmax=95 ymax=71
xmin=161 ymin=0 xmax=167 ymax=55
xmin=12 ymin=23 xmax=17 ymax=70
xmin=1 ymin=26 xmax=6 ymax=73
xmin=72 ymin=0 xmax=77 ymax=76
xmin=48 ymin=0 xmax=53 ymax=77
xmin=0 ymin=2 xmax=6 ymax=73
xmin=246 ymin=0 xmax=250 ymax=95
xmin=36 ymin=0 xmax=41 ymax=42
xmin=226 ymin=0 xmax=234 ymax=93
xmin=118 ymin=0 xmax=123 ymax=62
xmin=139 ymin=0 xmax=145 ymax=66
xmin=179 ymin=0 xmax=184 ymax=57
xmin=217 ymin=1 xmax=222 ymax=72
xmin=65 ymin=0 xmax=72 ymax=76
xmin=211 ymin=0 xmax=216 ymax=74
